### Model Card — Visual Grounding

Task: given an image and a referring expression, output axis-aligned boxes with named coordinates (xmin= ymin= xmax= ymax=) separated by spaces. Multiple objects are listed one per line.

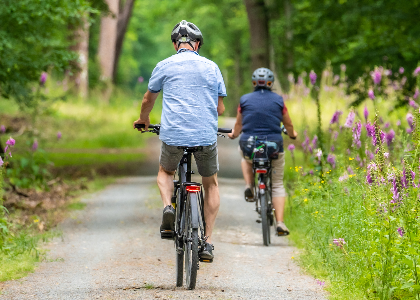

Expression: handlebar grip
xmin=135 ymin=124 xmax=158 ymax=129
xmin=218 ymin=128 xmax=232 ymax=133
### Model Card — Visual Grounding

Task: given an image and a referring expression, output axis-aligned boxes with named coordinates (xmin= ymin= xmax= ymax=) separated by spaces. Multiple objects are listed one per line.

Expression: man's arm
xmin=228 ymin=111 xmax=243 ymax=139
xmin=217 ymin=96 xmax=225 ymax=116
xmin=282 ymin=109 xmax=298 ymax=138
xmin=133 ymin=90 xmax=160 ymax=131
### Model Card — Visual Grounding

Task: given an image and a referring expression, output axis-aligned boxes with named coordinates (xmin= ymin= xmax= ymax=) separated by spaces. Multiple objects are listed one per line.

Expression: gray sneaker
xmin=244 ymin=188 xmax=254 ymax=202
xmin=276 ymin=221 xmax=289 ymax=236
xmin=199 ymin=242 xmax=214 ymax=262
xmin=160 ymin=205 xmax=175 ymax=239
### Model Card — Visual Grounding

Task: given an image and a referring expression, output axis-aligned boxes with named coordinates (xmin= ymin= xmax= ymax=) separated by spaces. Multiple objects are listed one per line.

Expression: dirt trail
xmin=0 ymin=118 xmax=326 ymax=299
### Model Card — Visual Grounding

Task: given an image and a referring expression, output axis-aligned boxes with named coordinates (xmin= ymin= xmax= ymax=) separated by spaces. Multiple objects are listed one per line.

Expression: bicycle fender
xmin=190 ymin=193 xmax=200 ymax=229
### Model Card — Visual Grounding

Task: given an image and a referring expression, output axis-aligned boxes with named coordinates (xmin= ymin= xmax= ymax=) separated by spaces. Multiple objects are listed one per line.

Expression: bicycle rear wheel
xmin=185 ymin=192 xmax=199 ymax=290
xmin=260 ymin=192 xmax=270 ymax=246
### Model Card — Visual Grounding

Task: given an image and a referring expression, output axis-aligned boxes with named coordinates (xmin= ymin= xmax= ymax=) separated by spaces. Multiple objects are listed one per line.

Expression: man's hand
xmin=133 ymin=117 xmax=150 ymax=132
xmin=228 ymin=131 xmax=236 ymax=139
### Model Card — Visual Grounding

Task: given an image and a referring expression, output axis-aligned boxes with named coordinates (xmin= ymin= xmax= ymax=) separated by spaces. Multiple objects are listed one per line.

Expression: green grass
xmin=0 ymin=252 xmax=39 ymax=282
xmin=47 ymin=152 xmax=145 ymax=167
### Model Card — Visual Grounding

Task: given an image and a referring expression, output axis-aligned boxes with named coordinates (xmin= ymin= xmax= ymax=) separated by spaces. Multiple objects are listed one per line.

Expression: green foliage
xmin=270 ymin=0 xmax=420 ymax=85
xmin=0 ymin=0 xmax=100 ymax=105
xmin=286 ymin=82 xmax=420 ymax=298
xmin=6 ymin=149 xmax=51 ymax=190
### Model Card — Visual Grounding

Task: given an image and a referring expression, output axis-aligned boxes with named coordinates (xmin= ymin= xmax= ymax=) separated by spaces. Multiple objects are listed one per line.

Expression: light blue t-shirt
xmin=148 ymin=49 xmax=227 ymax=146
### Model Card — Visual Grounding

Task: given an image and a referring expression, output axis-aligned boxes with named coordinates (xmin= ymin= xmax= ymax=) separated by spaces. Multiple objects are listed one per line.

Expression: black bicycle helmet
xmin=171 ymin=20 xmax=203 ymax=50
xmin=252 ymin=68 xmax=274 ymax=89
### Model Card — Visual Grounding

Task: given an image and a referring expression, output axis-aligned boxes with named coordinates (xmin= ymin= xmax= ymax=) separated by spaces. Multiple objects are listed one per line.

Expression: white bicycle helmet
xmin=171 ymin=20 xmax=203 ymax=50
xmin=252 ymin=68 xmax=274 ymax=89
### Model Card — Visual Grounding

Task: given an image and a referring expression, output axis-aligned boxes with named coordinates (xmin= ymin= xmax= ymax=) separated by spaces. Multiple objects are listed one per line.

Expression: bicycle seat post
xmin=185 ymin=151 xmax=192 ymax=182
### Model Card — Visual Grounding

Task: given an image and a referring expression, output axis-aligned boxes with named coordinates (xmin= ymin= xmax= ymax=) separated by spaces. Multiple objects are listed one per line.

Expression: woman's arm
xmin=282 ymin=109 xmax=298 ymax=138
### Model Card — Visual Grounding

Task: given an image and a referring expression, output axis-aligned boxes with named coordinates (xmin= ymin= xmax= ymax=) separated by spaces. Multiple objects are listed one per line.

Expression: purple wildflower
xmin=365 ymin=150 xmax=375 ymax=160
xmin=352 ymin=121 xmax=362 ymax=149
xmin=384 ymin=152 xmax=389 ymax=158
xmin=333 ymin=238 xmax=346 ymax=248
xmin=397 ymin=227 xmax=405 ymax=237
xmin=330 ymin=145 xmax=335 ymax=152
xmin=368 ymin=89 xmax=375 ymax=100
xmin=402 ymin=76 xmax=407 ymax=86
xmin=391 ymin=178 xmax=400 ymax=203
xmin=32 ymin=140 xmax=38 ymax=151
xmin=407 ymin=113 xmax=414 ymax=132
xmin=333 ymin=131 xmax=339 ymax=141
xmin=346 ymin=149 xmax=351 ymax=155
xmin=137 ymin=76 xmax=144 ymax=83
xmin=347 ymin=166 xmax=354 ymax=175
xmin=385 ymin=130 xmax=395 ymax=146
xmin=309 ymin=70 xmax=317 ymax=85
xmin=399 ymin=67 xmax=405 ymax=74
xmin=343 ymin=111 xmax=355 ymax=128
xmin=316 ymin=149 xmax=322 ymax=161
xmin=364 ymin=106 xmax=369 ymax=122
xmin=312 ymin=135 xmax=318 ymax=148
xmin=414 ymin=88 xmax=419 ymax=100
xmin=309 ymin=170 xmax=314 ymax=175
xmin=288 ymin=144 xmax=295 ymax=153
xmin=327 ymin=154 xmax=336 ymax=168
xmin=340 ymin=64 xmax=346 ymax=72
xmin=0 ymin=125 xmax=5 ymax=133
xmin=409 ymin=100 xmax=418 ymax=108
xmin=6 ymin=138 xmax=15 ymax=146
xmin=397 ymin=120 xmax=401 ymax=126
xmin=330 ymin=110 xmax=343 ymax=125
xmin=57 ymin=131 xmax=62 ymax=140
xmin=40 ymin=72 xmax=47 ymax=86
xmin=413 ymin=66 xmax=420 ymax=77
xmin=316 ymin=280 xmax=325 ymax=287
xmin=0 ymin=156 xmax=3 ymax=167
xmin=372 ymin=70 xmax=382 ymax=85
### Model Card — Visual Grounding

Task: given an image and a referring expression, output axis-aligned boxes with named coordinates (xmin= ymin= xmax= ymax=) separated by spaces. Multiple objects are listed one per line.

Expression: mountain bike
xmin=135 ymin=123 xmax=231 ymax=289
xmin=251 ymin=126 xmax=293 ymax=246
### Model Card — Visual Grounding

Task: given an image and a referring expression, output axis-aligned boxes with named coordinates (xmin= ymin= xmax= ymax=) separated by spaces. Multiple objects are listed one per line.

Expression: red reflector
xmin=256 ymin=169 xmax=267 ymax=174
xmin=186 ymin=185 xmax=201 ymax=192
xmin=259 ymin=183 xmax=266 ymax=189
xmin=258 ymin=80 xmax=266 ymax=85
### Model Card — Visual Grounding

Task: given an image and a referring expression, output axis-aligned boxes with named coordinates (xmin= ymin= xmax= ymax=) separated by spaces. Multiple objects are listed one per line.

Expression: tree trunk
xmin=98 ymin=0 xmax=119 ymax=82
xmin=112 ymin=0 xmax=135 ymax=83
xmin=69 ymin=16 xmax=89 ymax=99
xmin=243 ymin=0 xmax=270 ymax=71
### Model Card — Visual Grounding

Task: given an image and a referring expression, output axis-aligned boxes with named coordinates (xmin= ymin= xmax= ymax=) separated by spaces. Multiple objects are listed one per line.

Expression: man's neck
xmin=177 ymin=43 xmax=194 ymax=51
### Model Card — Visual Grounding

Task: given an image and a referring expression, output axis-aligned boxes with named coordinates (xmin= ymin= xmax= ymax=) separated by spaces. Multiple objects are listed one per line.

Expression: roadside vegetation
xmin=284 ymin=66 xmax=420 ymax=299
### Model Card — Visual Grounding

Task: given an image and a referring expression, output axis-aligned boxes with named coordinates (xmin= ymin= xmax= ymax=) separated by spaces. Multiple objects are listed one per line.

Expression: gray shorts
xmin=160 ymin=142 xmax=219 ymax=177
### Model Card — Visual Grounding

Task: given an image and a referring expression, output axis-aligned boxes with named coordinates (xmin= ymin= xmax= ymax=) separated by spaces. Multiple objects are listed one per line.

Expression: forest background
xmin=2 ymin=1 xmax=420 ymax=298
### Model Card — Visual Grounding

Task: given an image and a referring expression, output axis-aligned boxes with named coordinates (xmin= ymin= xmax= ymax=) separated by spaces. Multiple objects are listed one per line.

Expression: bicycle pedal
xmin=199 ymin=257 xmax=213 ymax=263
xmin=256 ymin=219 xmax=262 ymax=223
xmin=276 ymin=230 xmax=289 ymax=237
xmin=160 ymin=230 xmax=175 ymax=240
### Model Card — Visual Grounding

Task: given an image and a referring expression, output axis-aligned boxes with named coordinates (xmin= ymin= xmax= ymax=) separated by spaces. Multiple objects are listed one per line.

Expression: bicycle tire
xmin=260 ymin=192 xmax=270 ymax=246
xmin=175 ymin=197 xmax=184 ymax=287
xmin=185 ymin=192 xmax=199 ymax=290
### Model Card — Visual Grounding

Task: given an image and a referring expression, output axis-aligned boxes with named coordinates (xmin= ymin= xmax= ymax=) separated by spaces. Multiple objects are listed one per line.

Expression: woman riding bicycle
xmin=228 ymin=68 xmax=297 ymax=236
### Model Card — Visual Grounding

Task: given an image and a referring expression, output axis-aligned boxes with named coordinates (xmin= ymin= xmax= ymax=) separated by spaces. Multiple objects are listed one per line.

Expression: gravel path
xmin=0 ymin=176 xmax=326 ymax=299
xmin=0 ymin=118 xmax=326 ymax=299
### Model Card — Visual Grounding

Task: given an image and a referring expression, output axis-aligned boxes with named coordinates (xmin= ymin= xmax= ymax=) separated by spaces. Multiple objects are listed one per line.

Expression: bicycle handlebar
xmin=135 ymin=124 xmax=232 ymax=134
xmin=281 ymin=125 xmax=296 ymax=140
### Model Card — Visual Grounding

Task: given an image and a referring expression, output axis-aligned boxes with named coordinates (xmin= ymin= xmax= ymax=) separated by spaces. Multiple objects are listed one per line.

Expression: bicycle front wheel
xmin=184 ymin=192 xmax=199 ymax=290
xmin=260 ymin=192 xmax=270 ymax=246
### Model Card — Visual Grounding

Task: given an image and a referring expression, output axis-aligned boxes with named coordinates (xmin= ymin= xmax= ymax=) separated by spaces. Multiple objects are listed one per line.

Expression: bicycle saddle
xmin=177 ymin=146 xmax=204 ymax=152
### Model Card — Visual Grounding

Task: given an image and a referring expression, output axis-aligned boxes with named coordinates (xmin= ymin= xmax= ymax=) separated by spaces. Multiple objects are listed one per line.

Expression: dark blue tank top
xmin=239 ymin=88 xmax=284 ymax=142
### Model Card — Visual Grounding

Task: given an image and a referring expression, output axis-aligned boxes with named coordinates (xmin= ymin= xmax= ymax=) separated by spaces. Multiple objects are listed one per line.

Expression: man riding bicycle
xmin=228 ymin=68 xmax=297 ymax=236
xmin=133 ymin=20 xmax=226 ymax=261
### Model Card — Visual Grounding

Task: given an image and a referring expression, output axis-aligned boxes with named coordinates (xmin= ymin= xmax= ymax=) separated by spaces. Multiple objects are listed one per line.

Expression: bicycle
xmin=135 ymin=123 xmax=231 ymax=289
xmin=250 ymin=126 xmax=294 ymax=246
